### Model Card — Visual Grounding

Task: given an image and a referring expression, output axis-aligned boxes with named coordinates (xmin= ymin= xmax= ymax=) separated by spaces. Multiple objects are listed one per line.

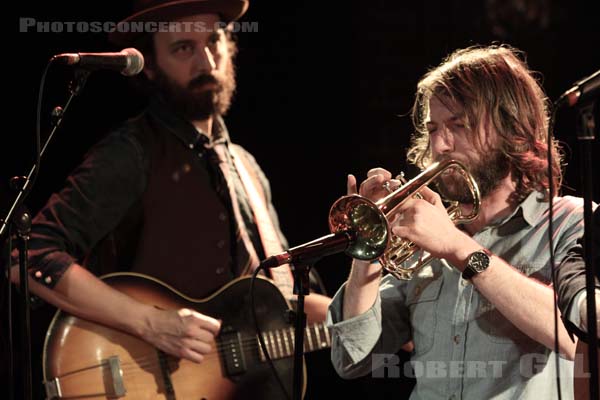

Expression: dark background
xmin=2 ymin=0 xmax=599 ymax=398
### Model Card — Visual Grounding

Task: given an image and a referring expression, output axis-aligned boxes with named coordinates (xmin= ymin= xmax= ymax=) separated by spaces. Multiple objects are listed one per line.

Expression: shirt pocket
xmin=406 ymin=276 xmax=443 ymax=356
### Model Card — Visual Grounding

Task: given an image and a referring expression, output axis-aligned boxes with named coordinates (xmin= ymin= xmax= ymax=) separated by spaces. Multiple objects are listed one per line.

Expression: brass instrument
xmin=328 ymin=159 xmax=480 ymax=280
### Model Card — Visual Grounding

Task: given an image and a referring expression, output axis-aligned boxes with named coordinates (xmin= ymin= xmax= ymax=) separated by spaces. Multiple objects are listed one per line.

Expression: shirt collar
xmin=209 ymin=114 xmax=231 ymax=145
xmin=492 ymin=190 xmax=548 ymax=228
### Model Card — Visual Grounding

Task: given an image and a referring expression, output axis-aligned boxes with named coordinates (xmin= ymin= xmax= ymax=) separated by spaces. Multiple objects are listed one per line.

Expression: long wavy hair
xmin=407 ymin=45 xmax=562 ymax=203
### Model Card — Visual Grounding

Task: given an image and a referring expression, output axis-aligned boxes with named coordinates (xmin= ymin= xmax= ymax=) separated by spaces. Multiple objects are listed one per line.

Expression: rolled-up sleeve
xmin=328 ymin=275 xmax=412 ymax=379
xmin=557 ymin=206 xmax=600 ymax=340
xmin=11 ymin=127 xmax=147 ymax=288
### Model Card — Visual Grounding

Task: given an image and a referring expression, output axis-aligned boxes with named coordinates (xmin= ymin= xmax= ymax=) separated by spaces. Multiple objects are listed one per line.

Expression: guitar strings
xmin=116 ymin=347 xmax=275 ymax=375
xmin=66 ymin=324 xmax=331 ymax=377
xmin=112 ymin=329 xmax=331 ymax=374
xmin=116 ymin=334 xmax=319 ymax=371
xmin=121 ymin=324 xmax=330 ymax=367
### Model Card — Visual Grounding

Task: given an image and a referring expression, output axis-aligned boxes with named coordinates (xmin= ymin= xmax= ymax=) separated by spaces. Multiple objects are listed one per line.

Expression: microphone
xmin=556 ymin=69 xmax=600 ymax=107
xmin=51 ymin=48 xmax=145 ymax=77
xmin=261 ymin=231 xmax=356 ymax=269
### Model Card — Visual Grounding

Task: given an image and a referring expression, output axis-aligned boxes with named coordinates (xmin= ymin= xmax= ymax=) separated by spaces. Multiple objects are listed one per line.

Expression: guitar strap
xmin=210 ymin=144 xmax=262 ymax=281
xmin=230 ymin=146 xmax=294 ymax=298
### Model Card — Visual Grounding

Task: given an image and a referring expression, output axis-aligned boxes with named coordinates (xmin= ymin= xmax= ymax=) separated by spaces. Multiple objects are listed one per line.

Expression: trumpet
xmin=328 ymin=159 xmax=480 ymax=280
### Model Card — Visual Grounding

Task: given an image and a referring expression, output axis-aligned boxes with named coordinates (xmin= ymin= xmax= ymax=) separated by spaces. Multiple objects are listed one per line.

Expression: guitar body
xmin=43 ymin=272 xmax=305 ymax=399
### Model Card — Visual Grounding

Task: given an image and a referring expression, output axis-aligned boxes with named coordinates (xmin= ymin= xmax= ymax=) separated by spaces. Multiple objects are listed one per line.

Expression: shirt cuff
xmin=327 ymin=284 xmax=383 ymax=365
xmin=29 ymin=251 xmax=76 ymax=288
xmin=568 ymin=288 xmax=600 ymax=332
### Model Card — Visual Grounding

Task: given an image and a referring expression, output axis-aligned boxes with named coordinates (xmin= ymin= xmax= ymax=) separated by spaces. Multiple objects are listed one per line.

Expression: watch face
xmin=469 ymin=251 xmax=490 ymax=272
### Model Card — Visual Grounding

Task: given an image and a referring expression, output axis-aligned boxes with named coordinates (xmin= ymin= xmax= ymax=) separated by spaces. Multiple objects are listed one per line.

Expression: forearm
xmin=11 ymin=263 xmax=153 ymax=338
xmin=475 ymin=262 xmax=576 ymax=357
xmin=447 ymin=238 xmax=577 ymax=358
xmin=331 ymin=272 xmax=411 ymax=378
xmin=342 ymin=259 xmax=383 ymax=319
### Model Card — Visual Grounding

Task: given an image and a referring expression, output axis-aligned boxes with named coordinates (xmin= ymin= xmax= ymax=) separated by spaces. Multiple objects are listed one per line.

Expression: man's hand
xmin=390 ymin=186 xmax=469 ymax=262
xmin=351 ymin=168 xmax=467 ymax=263
xmin=348 ymin=168 xmax=402 ymax=200
xmin=142 ymin=307 xmax=222 ymax=363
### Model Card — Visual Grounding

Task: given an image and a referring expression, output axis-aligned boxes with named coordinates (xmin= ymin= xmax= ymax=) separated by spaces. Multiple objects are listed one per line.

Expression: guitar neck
xmin=257 ymin=322 xmax=330 ymax=361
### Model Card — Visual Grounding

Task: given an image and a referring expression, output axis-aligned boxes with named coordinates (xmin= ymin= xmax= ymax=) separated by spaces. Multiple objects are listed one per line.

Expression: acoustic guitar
xmin=42 ymin=272 xmax=331 ymax=399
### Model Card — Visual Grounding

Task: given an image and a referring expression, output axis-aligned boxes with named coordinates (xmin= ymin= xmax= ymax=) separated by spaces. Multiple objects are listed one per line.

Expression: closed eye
xmin=449 ymin=115 xmax=466 ymax=130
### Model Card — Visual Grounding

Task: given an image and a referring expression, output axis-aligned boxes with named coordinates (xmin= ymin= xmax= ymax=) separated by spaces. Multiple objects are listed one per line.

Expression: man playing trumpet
xmin=329 ymin=45 xmax=588 ymax=399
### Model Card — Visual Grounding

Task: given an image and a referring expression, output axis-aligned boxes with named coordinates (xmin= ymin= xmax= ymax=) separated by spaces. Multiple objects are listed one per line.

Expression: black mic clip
xmin=261 ymin=230 xmax=356 ymax=269
xmin=556 ymin=69 xmax=600 ymax=108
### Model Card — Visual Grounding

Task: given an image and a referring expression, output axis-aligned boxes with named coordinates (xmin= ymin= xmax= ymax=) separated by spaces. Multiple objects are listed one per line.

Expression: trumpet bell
xmin=328 ymin=159 xmax=480 ymax=280
xmin=328 ymin=194 xmax=389 ymax=260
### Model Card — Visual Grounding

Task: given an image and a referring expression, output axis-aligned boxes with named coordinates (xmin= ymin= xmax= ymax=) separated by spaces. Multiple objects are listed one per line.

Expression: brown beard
xmin=434 ymin=150 xmax=511 ymax=203
xmin=152 ymin=62 xmax=236 ymax=121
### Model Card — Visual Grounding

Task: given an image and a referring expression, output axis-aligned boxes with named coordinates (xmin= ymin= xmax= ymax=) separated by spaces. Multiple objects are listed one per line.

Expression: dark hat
xmin=109 ymin=0 xmax=249 ymax=46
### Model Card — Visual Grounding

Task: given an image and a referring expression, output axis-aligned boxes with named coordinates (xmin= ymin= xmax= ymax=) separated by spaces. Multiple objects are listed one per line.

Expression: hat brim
xmin=109 ymin=0 xmax=248 ymax=47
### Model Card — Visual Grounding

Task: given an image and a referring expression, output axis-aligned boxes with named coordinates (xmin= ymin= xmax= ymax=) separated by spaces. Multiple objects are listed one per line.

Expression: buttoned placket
xmin=446 ymin=227 xmax=494 ymax=399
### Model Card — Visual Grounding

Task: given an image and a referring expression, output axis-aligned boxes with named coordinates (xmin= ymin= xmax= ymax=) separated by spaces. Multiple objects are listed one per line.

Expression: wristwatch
xmin=461 ymin=249 xmax=492 ymax=280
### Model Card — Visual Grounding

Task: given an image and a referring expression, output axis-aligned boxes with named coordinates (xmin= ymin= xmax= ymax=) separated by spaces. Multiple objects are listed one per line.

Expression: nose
xmin=193 ymin=46 xmax=216 ymax=74
xmin=431 ymin=125 xmax=454 ymax=158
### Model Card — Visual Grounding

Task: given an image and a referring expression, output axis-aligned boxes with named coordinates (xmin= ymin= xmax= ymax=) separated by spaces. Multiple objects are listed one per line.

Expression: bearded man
xmin=329 ymin=45 xmax=585 ymax=399
xmin=10 ymin=1 xmax=331 ymax=398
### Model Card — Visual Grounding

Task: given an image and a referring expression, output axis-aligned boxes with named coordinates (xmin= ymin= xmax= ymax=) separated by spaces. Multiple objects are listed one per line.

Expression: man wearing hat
xmin=11 ymin=0 xmax=331 ymax=398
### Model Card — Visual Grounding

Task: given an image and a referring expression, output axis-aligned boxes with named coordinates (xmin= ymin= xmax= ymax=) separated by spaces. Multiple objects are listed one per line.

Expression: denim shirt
xmin=329 ymin=192 xmax=585 ymax=399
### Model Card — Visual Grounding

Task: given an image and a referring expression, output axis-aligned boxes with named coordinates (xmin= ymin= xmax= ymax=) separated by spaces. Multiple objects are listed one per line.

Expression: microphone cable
xmin=250 ymin=264 xmax=291 ymax=400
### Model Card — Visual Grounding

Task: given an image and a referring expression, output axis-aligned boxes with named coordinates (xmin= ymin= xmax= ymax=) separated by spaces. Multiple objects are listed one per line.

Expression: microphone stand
xmin=291 ymin=262 xmax=310 ymax=400
xmin=1 ymin=68 xmax=90 ymax=400
xmin=258 ymin=231 xmax=355 ymax=400
xmin=576 ymin=99 xmax=598 ymax=399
